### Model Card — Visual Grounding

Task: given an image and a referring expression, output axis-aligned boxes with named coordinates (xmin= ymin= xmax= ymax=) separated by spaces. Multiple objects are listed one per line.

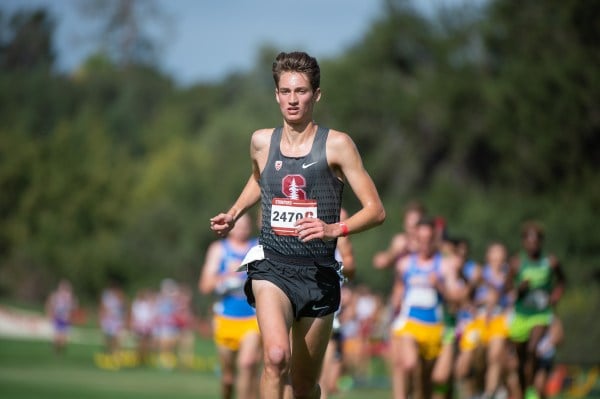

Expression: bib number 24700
xmin=271 ymin=198 xmax=318 ymax=236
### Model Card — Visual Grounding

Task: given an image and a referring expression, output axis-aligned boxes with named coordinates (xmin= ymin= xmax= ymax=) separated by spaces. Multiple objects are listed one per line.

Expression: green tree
xmin=478 ymin=0 xmax=600 ymax=193
xmin=77 ymin=0 xmax=170 ymax=67
xmin=0 ymin=8 xmax=55 ymax=72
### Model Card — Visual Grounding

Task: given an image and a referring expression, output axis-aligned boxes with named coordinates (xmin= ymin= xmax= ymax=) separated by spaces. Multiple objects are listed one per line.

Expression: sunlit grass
xmin=0 ymin=337 xmax=392 ymax=399
xmin=0 ymin=335 xmax=597 ymax=399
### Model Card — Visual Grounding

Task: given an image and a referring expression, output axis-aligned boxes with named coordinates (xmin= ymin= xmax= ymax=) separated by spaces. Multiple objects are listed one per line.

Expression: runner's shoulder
xmin=251 ymin=128 xmax=274 ymax=150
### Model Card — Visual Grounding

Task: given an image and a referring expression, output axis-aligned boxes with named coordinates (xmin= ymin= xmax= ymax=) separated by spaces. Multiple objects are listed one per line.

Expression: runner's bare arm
xmin=210 ymin=129 xmax=271 ymax=236
xmin=198 ymin=242 xmax=224 ymax=295
xmin=549 ymin=255 xmax=566 ymax=305
xmin=328 ymin=130 xmax=385 ymax=235
xmin=210 ymin=175 xmax=261 ymax=237
xmin=373 ymin=233 xmax=408 ymax=269
xmin=295 ymin=130 xmax=385 ymax=242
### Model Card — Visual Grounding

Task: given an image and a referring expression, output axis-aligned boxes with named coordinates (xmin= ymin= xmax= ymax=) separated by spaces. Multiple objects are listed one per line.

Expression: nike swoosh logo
xmin=302 ymin=161 xmax=318 ymax=169
xmin=312 ymin=304 xmax=329 ymax=311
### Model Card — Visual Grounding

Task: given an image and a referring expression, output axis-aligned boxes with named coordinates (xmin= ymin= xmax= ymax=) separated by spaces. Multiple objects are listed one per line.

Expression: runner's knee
xmin=238 ymin=351 xmax=261 ymax=370
xmin=454 ymin=355 xmax=471 ymax=379
xmin=238 ymin=344 xmax=261 ymax=370
xmin=221 ymin=368 xmax=235 ymax=385
xmin=487 ymin=346 xmax=503 ymax=364
xmin=263 ymin=345 xmax=290 ymax=376
xmin=402 ymin=355 xmax=419 ymax=373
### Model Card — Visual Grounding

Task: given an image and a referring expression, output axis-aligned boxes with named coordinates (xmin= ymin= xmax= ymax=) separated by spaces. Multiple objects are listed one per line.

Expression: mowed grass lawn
xmin=0 ymin=336 xmax=392 ymax=399
xmin=2 ymin=335 xmax=598 ymax=399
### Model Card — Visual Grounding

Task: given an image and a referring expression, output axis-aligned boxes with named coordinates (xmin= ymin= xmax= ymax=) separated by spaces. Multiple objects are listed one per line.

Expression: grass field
xmin=1 ymin=334 xmax=598 ymax=399
xmin=0 ymin=336 xmax=393 ymax=399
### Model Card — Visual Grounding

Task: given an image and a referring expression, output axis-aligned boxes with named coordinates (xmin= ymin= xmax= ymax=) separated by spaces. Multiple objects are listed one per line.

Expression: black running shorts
xmin=244 ymin=253 xmax=342 ymax=320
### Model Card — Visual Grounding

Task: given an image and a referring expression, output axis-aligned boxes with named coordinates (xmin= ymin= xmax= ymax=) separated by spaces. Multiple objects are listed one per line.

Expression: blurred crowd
xmin=99 ymin=278 xmax=196 ymax=369
xmin=362 ymin=201 xmax=565 ymax=399
xmin=47 ymin=277 xmax=197 ymax=370
xmin=45 ymin=201 xmax=566 ymax=399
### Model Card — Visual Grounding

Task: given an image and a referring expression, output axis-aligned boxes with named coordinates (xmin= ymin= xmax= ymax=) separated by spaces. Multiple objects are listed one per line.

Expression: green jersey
xmin=514 ymin=252 xmax=554 ymax=315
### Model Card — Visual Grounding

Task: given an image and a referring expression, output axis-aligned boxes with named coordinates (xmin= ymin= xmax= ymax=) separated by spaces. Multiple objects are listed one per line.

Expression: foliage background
xmin=0 ymin=0 xmax=598 ymax=364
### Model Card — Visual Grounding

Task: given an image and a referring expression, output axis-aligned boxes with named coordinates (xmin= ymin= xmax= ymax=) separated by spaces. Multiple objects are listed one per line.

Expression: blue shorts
xmin=54 ymin=318 xmax=70 ymax=333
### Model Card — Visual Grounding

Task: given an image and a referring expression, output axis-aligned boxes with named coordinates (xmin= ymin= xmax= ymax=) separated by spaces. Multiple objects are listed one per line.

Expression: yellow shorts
xmin=393 ymin=319 xmax=444 ymax=360
xmin=460 ymin=313 xmax=508 ymax=352
xmin=213 ymin=314 xmax=260 ymax=351
xmin=343 ymin=337 xmax=362 ymax=357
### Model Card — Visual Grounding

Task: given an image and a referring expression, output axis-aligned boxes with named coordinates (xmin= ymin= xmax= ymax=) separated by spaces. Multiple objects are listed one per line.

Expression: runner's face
xmin=275 ymin=72 xmax=320 ymax=123
xmin=229 ymin=215 xmax=251 ymax=241
xmin=404 ymin=210 xmax=421 ymax=235
xmin=486 ymin=244 xmax=507 ymax=268
xmin=416 ymin=225 xmax=436 ymax=256
xmin=523 ymin=230 xmax=542 ymax=254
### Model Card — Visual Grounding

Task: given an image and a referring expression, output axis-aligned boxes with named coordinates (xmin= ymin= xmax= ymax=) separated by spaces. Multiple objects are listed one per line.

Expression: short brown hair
xmin=272 ymin=51 xmax=320 ymax=90
xmin=404 ymin=200 xmax=426 ymax=216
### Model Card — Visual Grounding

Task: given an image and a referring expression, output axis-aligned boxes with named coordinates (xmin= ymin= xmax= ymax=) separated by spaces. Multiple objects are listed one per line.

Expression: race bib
xmin=271 ymin=198 xmax=318 ymax=236
xmin=405 ymin=287 xmax=438 ymax=308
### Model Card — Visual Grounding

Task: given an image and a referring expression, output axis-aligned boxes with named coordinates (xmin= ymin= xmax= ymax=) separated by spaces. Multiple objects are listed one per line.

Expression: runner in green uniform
xmin=508 ymin=221 xmax=566 ymax=399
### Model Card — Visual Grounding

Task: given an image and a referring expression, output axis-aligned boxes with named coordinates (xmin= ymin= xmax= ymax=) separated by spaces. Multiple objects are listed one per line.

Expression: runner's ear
xmin=313 ymin=88 xmax=321 ymax=103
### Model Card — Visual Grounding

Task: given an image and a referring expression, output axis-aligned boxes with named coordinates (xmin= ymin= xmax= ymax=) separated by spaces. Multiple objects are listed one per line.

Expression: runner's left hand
xmin=295 ymin=217 xmax=335 ymax=242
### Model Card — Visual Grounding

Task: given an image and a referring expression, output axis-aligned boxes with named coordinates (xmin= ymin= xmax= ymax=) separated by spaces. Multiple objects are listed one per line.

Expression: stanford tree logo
xmin=281 ymin=174 xmax=306 ymax=200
